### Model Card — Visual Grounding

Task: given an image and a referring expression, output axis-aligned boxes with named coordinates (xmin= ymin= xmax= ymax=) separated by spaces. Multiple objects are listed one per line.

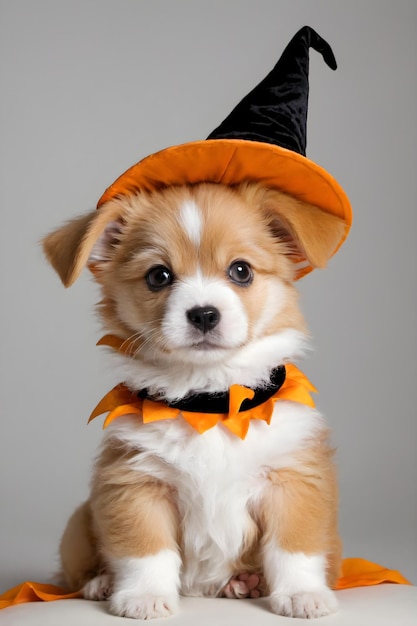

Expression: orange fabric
xmin=0 ymin=582 xmax=81 ymax=609
xmin=335 ymin=558 xmax=411 ymax=590
xmin=96 ymin=334 xmax=132 ymax=353
xmin=0 ymin=559 xmax=410 ymax=609
xmin=88 ymin=359 xmax=317 ymax=439
xmin=96 ymin=139 xmax=352 ymax=280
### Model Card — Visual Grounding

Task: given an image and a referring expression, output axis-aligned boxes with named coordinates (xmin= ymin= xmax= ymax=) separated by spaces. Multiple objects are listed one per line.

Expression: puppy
xmin=43 ymin=182 xmax=344 ymax=619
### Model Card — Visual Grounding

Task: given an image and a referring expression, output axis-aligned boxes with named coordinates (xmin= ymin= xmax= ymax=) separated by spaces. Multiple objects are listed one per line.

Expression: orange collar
xmin=90 ymin=335 xmax=317 ymax=439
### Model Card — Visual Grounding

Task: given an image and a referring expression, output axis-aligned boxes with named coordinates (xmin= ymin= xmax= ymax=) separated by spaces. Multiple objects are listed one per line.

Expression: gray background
xmin=0 ymin=0 xmax=416 ymax=592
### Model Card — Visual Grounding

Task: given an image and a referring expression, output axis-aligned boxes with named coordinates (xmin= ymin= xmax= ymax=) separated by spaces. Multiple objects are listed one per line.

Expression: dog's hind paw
xmin=220 ymin=572 xmax=266 ymax=599
xmin=109 ymin=592 xmax=179 ymax=619
xmin=82 ymin=573 xmax=113 ymax=600
xmin=270 ymin=589 xmax=338 ymax=619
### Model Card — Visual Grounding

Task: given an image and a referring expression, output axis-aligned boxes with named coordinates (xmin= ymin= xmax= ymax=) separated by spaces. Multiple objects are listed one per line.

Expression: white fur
xmin=109 ymin=550 xmax=181 ymax=619
xmin=179 ymin=200 xmax=203 ymax=246
xmin=110 ymin=328 xmax=308 ymax=401
xmin=103 ymin=399 xmax=325 ymax=596
xmin=83 ymin=573 xmax=112 ymax=600
xmin=264 ymin=546 xmax=338 ymax=618
xmin=162 ymin=269 xmax=249 ymax=359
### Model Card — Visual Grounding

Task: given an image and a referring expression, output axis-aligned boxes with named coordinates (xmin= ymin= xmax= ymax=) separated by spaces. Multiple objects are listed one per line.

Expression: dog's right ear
xmin=42 ymin=202 xmax=124 ymax=287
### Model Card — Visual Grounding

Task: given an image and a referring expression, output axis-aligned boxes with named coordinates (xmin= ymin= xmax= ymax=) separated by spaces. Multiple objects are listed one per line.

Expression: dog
xmin=43 ymin=181 xmax=345 ymax=619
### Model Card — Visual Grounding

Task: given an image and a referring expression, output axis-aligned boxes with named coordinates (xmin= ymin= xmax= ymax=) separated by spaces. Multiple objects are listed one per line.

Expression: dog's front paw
xmin=270 ymin=589 xmax=338 ymax=619
xmin=110 ymin=591 xmax=179 ymax=620
xmin=82 ymin=573 xmax=112 ymax=600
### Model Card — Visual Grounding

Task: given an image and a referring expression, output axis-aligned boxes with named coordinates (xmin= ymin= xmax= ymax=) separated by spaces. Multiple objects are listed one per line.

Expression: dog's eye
xmin=227 ymin=260 xmax=253 ymax=286
xmin=146 ymin=265 xmax=174 ymax=291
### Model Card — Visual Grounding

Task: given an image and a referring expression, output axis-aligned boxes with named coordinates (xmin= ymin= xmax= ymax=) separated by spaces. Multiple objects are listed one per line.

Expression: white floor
xmin=1 ymin=585 xmax=415 ymax=626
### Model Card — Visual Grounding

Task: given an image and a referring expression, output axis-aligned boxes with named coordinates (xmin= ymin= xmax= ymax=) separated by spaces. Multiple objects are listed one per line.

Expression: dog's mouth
xmin=161 ymin=334 xmax=241 ymax=364
xmin=190 ymin=339 xmax=227 ymax=351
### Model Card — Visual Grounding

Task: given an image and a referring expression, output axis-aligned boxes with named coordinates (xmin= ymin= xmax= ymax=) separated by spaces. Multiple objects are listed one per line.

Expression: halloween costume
xmin=0 ymin=26 xmax=408 ymax=611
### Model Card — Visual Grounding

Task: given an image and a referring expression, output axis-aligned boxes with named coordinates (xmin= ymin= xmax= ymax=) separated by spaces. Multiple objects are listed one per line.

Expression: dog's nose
xmin=187 ymin=306 xmax=221 ymax=333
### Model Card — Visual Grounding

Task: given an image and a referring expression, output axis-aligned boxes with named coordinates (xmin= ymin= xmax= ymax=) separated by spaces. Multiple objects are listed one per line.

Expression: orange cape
xmin=0 ymin=559 xmax=410 ymax=609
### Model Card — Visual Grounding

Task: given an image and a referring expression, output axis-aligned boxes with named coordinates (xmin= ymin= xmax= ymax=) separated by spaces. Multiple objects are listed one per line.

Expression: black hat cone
xmin=207 ymin=26 xmax=337 ymax=156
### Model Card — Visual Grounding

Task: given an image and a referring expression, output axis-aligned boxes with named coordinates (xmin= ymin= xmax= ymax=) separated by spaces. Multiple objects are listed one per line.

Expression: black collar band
xmin=137 ymin=366 xmax=286 ymax=414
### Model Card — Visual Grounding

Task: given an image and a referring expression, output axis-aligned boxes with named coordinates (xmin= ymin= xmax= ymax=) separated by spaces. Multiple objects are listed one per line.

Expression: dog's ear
xmin=42 ymin=201 xmax=124 ymax=287
xmin=242 ymin=185 xmax=346 ymax=271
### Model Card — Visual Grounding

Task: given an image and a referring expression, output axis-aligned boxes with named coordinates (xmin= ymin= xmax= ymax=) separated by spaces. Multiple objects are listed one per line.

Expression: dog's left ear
xmin=42 ymin=201 xmax=124 ymax=287
xmin=244 ymin=185 xmax=346 ymax=271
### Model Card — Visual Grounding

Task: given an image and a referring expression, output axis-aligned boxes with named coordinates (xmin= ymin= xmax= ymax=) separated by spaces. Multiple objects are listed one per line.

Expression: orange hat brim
xmin=97 ymin=139 xmax=352 ymax=279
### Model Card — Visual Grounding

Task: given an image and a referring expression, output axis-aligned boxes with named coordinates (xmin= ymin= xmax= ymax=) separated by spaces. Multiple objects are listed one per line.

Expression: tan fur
xmin=60 ymin=443 xmax=180 ymax=592
xmin=90 ymin=443 xmax=179 ymax=560
xmin=240 ymin=184 xmax=346 ymax=270
xmin=43 ymin=183 xmax=345 ymax=288
xmin=42 ymin=201 xmax=124 ymax=287
xmin=60 ymin=500 xmax=100 ymax=590
xmin=60 ymin=436 xmax=341 ymax=593
xmin=258 ymin=441 xmax=342 ymax=588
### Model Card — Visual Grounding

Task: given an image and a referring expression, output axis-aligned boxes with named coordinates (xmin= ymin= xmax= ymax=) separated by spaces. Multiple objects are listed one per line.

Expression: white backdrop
xmin=0 ymin=0 xmax=416 ymax=590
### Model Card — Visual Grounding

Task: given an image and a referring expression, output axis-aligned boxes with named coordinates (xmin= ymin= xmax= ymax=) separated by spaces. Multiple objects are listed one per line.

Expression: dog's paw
xmin=220 ymin=573 xmax=265 ymax=599
xmin=270 ymin=589 xmax=338 ymax=619
xmin=109 ymin=592 xmax=179 ymax=620
xmin=82 ymin=573 xmax=112 ymax=600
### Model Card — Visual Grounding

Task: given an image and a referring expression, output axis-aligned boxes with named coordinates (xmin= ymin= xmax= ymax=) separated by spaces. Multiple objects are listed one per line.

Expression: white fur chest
xmin=104 ymin=400 xmax=324 ymax=595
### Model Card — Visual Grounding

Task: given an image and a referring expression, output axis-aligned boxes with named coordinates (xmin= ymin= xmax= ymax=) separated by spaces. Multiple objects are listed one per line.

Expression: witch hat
xmin=97 ymin=26 xmax=352 ymax=278
xmin=207 ymin=26 xmax=337 ymax=155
